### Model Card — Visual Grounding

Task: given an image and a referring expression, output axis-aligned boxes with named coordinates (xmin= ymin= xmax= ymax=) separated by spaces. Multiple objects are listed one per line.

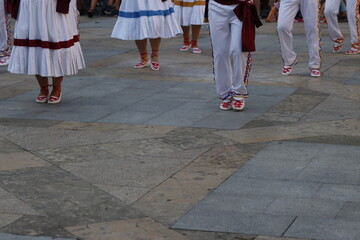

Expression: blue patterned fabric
xmin=119 ymin=8 xmax=175 ymax=18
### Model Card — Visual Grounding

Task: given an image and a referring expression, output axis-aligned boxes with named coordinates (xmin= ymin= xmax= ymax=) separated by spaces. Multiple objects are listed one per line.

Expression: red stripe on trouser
xmin=14 ymin=35 xmax=80 ymax=50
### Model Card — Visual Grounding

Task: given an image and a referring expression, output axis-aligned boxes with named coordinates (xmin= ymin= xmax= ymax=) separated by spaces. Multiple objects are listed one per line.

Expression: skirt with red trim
xmin=8 ymin=0 xmax=85 ymax=77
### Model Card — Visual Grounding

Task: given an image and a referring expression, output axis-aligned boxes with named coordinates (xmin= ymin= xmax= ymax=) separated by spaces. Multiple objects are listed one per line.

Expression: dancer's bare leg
xmin=51 ymin=77 xmax=63 ymax=98
xmin=149 ymin=38 xmax=161 ymax=63
xmin=135 ymin=39 xmax=149 ymax=63
xmin=35 ymin=75 xmax=49 ymax=97
xmin=191 ymin=25 xmax=202 ymax=47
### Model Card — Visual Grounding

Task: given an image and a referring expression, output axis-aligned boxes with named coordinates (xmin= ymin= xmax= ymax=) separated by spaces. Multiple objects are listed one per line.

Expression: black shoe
xmin=104 ymin=5 xmax=113 ymax=15
xmin=87 ymin=9 xmax=94 ymax=18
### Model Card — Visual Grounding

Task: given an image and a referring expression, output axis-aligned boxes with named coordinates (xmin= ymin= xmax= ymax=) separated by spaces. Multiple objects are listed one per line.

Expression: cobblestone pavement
xmin=0 ymin=15 xmax=359 ymax=240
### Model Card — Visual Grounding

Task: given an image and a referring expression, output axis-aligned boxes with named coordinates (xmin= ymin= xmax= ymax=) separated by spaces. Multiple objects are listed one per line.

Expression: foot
xmin=104 ymin=5 xmax=113 ymax=15
xmin=346 ymin=46 xmax=360 ymax=55
xmin=48 ymin=86 xmax=62 ymax=104
xmin=282 ymin=66 xmax=293 ymax=75
xmin=134 ymin=60 xmax=150 ymax=69
xmin=192 ymin=47 xmax=202 ymax=54
xmin=310 ymin=69 xmax=321 ymax=77
xmin=0 ymin=56 xmax=10 ymax=66
xmin=333 ymin=42 xmax=343 ymax=53
xmin=151 ymin=62 xmax=160 ymax=71
xmin=36 ymin=95 xmax=48 ymax=103
xmin=36 ymin=85 xmax=49 ymax=104
xmin=232 ymin=97 xmax=245 ymax=111
xmin=87 ymin=9 xmax=94 ymax=18
xmin=180 ymin=45 xmax=190 ymax=52
xmin=333 ymin=37 xmax=344 ymax=53
xmin=220 ymin=100 xmax=232 ymax=110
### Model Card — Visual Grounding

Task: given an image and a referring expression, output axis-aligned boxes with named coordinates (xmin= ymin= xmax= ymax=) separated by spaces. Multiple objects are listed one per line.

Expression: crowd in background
xmin=76 ymin=0 xmax=350 ymax=24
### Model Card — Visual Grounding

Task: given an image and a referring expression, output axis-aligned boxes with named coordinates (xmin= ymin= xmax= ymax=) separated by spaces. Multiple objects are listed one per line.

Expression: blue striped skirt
xmin=111 ymin=0 xmax=182 ymax=40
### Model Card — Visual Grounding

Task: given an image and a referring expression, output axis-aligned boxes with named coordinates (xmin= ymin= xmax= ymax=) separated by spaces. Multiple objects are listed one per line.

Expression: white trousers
xmin=0 ymin=0 xmax=10 ymax=55
xmin=325 ymin=0 xmax=360 ymax=44
xmin=277 ymin=0 xmax=321 ymax=69
xmin=208 ymin=0 xmax=251 ymax=99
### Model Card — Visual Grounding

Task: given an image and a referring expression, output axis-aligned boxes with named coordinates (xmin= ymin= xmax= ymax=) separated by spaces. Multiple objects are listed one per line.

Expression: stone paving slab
xmin=0 ymin=233 xmax=75 ymax=240
xmin=173 ymin=210 xmax=295 ymax=236
xmin=0 ymin=126 xmax=20 ymax=138
xmin=284 ymin=217 xmax=360 ymax=240
xmin=255 ymin=236 xmax=311 ymax=240
xmin=345 ymin=72 xmax=360 ymax=85
xmin=0 ymin=187 xmax=39 ymax=216
xmin=66 ymin=218 xmax=188 ymax=240
xmin=0 ymin=152 xmax=50 ymax=171
xmin=0 ymin=214 xmax=22 ymax=229
xmin=215 ymin=178 xmax=323 ymax=199
xmin=300 ymin=95 xmax=360 ymax=122
xmin=93 ymin=184 xmax=149 ymax=205
xmin=82 ymin=48 xmax=128 ymax=63
xmin=252 ymin=93 xmax=328 ymax=123
xmin=315 ymin=184 xmax=360 ymax=202
xmin=0 ymin=138 xmax=24 ymax=153
xmin=0 ymin=79 xmax=296 ymax=129
xmin=336 ymin=201 xmax=360 ymax=222
xmin=1 ymin=215 xmax=77 ymax=239
xmin=4 ymin=124 xmax=175 ymax=150
xmin=172 ymin=142 xmax=360 ymax=240
xmin=214 ymin=119 xmax=360 ymax=144
xmin=264 ymin=197 xmax=343 ymax=218
xmin=0 ymin=166 xmax=143 ymax=227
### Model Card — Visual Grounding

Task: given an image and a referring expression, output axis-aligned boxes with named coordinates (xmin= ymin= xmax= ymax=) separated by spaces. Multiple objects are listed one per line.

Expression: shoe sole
xmin=134 ymin=62 xmax=150 ymax=69
xmin=48 ymin=99 xmax=61 ymax=104
xmin=48 ymin=94 xmax=62 ymax=104
xmin=0 ymin=58 xmax=9 ymax=66
xmin=346 ymin=52 xmax=360 ymax=55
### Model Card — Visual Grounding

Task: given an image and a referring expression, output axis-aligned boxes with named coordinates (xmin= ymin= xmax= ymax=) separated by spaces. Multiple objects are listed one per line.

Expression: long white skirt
xmin=111 ymin=0 xmax=182 ymax=40
xmin=173 ymin=0 xmax=206 ymax=26
xmin=8 ymin=0 xmax=85 ymax=77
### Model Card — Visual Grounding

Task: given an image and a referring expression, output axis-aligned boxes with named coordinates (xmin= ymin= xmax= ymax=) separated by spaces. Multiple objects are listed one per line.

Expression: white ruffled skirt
xmin=173 ymin=0 xmax=206 ymax=26
xmin=111 ymin=0 xmax=182 ymax=40
xmin=8 ymin=0 xmax=85 ymax=77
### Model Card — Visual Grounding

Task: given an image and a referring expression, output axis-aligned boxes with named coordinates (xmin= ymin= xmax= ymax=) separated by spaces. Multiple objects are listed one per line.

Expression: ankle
xmin=39 ymin=85 xmax=49 ymax=95
xmin=183 ymin=38 xmax=190 ymax=46
xmin=191 ymin=40 xmax=198 ymax=48
xmin=151 ymin=57 xmax=159 ymax=63
xmin=50 ymin=86 xmax=62 ymax=97
xmin=151 ymin=49 xmax=159 ymax=62
xmin=140 ymin=52 xmax=148 ymax=63
xmin=141 ymin=58 xmax=149 ymax=63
